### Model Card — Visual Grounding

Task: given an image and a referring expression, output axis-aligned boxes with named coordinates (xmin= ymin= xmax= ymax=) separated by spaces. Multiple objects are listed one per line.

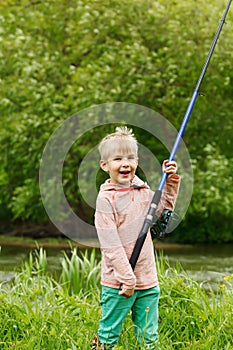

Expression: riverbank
xmin=1 ymin=238 xmax=232 ymax=292
xmin=0 ymin=234 xmax=194 ymax=250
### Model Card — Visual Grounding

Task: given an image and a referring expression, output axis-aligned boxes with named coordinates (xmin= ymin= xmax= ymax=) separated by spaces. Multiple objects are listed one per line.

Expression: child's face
xmin=100 ymin=151 xmax=138 ymax=186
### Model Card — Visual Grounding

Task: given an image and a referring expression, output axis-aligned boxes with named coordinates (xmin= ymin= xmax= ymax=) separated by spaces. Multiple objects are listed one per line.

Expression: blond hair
xmin=98 ymin=126 xmax=138 ymax=161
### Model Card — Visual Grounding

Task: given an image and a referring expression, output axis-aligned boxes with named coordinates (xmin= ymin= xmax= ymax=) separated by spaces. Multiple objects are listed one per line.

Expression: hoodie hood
xmin=99 ymin=175 xmax=149 ymax=193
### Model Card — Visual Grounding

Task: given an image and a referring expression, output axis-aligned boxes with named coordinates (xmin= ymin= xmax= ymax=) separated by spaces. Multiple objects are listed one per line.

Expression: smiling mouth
xmin=119 ymin=170 xmax=130 ymax=175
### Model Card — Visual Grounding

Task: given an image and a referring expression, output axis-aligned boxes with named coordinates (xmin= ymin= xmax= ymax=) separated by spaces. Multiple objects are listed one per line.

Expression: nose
xmin=122 ymin=157 xmax=130 ymax=166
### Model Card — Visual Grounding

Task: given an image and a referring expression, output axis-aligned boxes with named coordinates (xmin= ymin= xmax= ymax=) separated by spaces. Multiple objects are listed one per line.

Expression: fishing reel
xmin=150 ymin=209 xmax=175 ymax=240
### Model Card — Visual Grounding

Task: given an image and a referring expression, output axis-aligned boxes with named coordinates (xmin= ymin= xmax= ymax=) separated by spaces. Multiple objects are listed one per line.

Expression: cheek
xmin=110 ymin=166 xmax=119 ymax=174
xmin=132 ymin=166 xmax=137 ymax=174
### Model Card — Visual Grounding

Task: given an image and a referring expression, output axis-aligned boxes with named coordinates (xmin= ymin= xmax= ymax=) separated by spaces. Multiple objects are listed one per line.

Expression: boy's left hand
xmin=119 ymin=287 xmax=134 ymax=299
xmin=162 ymin=160 xmax=178 ymax=175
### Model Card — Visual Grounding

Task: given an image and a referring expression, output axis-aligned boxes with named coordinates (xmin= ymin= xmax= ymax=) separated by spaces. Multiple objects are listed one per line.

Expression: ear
xmin=100 ymin=160 xmax=109 ymax=173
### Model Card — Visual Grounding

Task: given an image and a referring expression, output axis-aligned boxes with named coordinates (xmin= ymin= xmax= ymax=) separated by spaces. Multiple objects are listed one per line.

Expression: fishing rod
xmin=129 ymin=0 xmax=232 ymax=271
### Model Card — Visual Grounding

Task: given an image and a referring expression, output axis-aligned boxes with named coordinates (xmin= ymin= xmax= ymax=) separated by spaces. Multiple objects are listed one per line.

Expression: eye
xmin=113 ymin=157 xmax=122 ymax=161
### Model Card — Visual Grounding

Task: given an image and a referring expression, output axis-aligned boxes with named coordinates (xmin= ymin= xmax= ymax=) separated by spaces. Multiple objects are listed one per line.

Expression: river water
xmin=158 ymin=243 xmax=233 ymax=289
xmin=0 ymin=243 xmax=232 ymax=289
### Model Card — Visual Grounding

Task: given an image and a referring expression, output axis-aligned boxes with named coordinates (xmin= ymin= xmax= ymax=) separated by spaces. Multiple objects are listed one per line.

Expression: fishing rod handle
xmin=129 ymin=190 xmax=161 ymax=270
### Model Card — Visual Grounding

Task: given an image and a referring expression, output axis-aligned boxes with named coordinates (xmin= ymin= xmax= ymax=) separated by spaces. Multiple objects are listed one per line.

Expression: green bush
xmin=0 ymin=0 xmax=232 ymax=242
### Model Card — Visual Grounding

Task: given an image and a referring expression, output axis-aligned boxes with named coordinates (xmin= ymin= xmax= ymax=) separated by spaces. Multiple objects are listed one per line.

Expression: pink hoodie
xmin=95 ymin=174 xmax=180 ymax=290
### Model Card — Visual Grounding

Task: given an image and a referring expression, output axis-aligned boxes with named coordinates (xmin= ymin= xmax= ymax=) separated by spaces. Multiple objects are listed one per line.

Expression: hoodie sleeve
xmin=95 ymin=194 xmax=136 ymax=289
xmin=156 ymin=174 xmax=180 ymax=216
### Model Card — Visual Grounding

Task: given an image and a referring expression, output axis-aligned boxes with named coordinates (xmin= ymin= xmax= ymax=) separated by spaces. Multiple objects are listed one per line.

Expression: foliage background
xmin=0 ymin=0 xmax=232 ymax=242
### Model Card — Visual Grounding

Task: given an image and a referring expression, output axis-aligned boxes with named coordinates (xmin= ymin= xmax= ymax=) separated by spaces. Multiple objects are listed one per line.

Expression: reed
xmin=60 ymin=247 xmax=101 ymax=295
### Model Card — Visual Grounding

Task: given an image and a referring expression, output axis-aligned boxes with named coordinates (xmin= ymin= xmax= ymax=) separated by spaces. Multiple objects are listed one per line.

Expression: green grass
xmin=0 ymin=248 xmax=232 ymax=349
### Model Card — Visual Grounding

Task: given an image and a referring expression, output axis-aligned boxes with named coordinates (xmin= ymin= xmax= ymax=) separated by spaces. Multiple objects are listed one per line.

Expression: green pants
xmin=98 ymin=285 xmax=160 ymax=348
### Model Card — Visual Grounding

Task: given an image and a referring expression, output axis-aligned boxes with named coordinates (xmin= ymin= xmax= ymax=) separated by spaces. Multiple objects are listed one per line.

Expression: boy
xmin=93 ymin=126 xmax=180 ymax=349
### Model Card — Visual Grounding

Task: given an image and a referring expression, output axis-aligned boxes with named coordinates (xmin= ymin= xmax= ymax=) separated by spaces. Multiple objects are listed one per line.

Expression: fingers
xmin=119 ymin=288 xmax=134 ymax=299
xmin=162 ymin=160 xmax=178 ymax=174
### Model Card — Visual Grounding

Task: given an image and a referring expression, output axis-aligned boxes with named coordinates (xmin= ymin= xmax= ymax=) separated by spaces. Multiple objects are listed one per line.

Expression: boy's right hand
xmin=118 ymin=287 xmax=134 ymax=299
